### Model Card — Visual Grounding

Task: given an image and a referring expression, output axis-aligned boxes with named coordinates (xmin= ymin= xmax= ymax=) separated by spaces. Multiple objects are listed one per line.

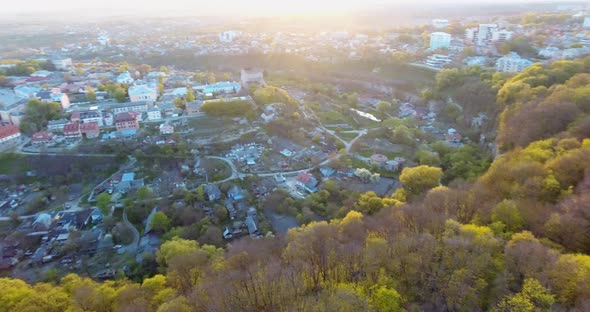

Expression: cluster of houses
xmin=0 ymin=207 xmax=106 ymax=270
xmin=0 ymin=61 xmax=266 ymax=147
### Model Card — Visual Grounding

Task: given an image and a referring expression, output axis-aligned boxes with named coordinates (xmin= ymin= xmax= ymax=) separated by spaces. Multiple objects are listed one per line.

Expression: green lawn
xmin=0 ymin=154 xmax=31 ymax=175
xmin=338 ymin=132 xmax=359 ymax=142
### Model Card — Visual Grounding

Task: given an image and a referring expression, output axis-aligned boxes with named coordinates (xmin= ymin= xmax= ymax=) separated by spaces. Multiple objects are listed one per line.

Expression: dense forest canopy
xmin=3 ymin=56 xmax=590 ymax=312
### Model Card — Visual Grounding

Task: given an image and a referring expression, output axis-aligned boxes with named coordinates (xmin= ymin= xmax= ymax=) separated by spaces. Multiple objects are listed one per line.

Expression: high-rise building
xmin=477 ymin=24 xmax=498 ymax=45
xmin=429 ymin=32 xmax=452 ymax=50
xmin=495 ymin=52 xmax=533 ymax=73
xmin=491 ymin=30 xmax=514 ymax=43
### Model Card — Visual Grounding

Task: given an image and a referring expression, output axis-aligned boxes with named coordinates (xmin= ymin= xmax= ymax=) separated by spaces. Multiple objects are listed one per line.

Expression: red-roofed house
xmin=0 ymin=124 xmax=21 ymax=144
xmin=114 ymin=112 xmax=139 ymax=131
xmin=80 ymin=122 xmax=100 ymax=138
xmin=31 ymin=131 xmax=54 ymax=145
xmin=296 ymin=172 xmax=318 ymax=193
xmin=63 ymin=123 xmax=81 ymax=139
xmin=70 ymin=112 xmax=81 ymax=123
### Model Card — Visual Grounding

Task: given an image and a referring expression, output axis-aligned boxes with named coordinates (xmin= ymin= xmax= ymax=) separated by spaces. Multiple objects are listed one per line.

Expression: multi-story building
xmin=147 ymin=107 xmax=162 ymax=121
xmin=128 ymin=85 xmax=158 ymax=102
xmin=0 ymin=124 xmax=20 ymax=144
xmin=495 ymin=52 xmax=534 ymax=73
xmin=429 ymin=32 xmax=452 ymax=50
xmin=202 ymin=81 xmax=242 ymax=94
xmin=219 ymin=31 xmax=237 ymax=43
xmin=63 ymin=123 xmax=81 ymax=139
xmin=79 ymin=110 xmax=104 ymax=127
xmin=465 ymin=24 xmax=500 ymax=46
xmin=114 ymin=112 xmax=140 ymax=131
xmin=491 ymin=30 xmax=513 ymax=43
xmin=107 ymin=101 xmax=149 ymax=114
xmin=240 ymin=68 xmax=265 ymax=88
xmin=80 ymin=122 xmax=100 ymax=138
xmin=425 ymin=54 xmax=453 ymax=68
xmin=116 ymin=71 xmax=134 ymax=84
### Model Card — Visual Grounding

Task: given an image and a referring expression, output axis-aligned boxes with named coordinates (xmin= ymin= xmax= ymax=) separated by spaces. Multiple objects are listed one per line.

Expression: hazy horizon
xmin=2 ymin=0 xmax=588 ymax=18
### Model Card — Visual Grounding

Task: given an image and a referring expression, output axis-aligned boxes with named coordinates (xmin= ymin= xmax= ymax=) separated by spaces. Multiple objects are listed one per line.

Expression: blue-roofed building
xmin=320 ymin=166 xmax=336 ymax=177
xmin=227 ymin=185 xmax=245 ymax=201
xmin=202 ymin=81 xmax=241 ymax=95
xmin=122 ymin=173 xmax=135 ymax=182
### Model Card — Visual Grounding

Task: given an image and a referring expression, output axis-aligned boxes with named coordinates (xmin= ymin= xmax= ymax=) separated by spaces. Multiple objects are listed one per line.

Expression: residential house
xmin=147 ymin=107 xmax=162 ymax=121
xmin=128 ymin=85 xmax=157 ymax=102
xmin=63 ymin=123 xmax=81 ymax=139
xmin=159 ymin=123 xmax=174 ymax=134
xmin=225 ymin=199 xmax=237 ymax=220
xmin=245 ymin=207 xmax=260 ymax=236
xmin=14 ymin=85 xmax=40 ymax=99
xmin=31 ymin=131 xmax=54 ymax=145
xmin=227 ymin=185 xmax=245 ymax=201
xmin=80 ymin=122 xmax=100 ymax=138
xmin=186 ymin=101 xmax=202 ymax=115
xmin=47 ymin=119 xmax=68 ymax=132
xmin=114 ymin=112 xmax=140 ymax=131
xmin=296 ymin=172 xmax=319 ymax=193
xmin=0 ymin=124 xmax=20 ymax=144
xmin=204 ymin=184 xmax=222 ymax=201
xmin=319 ymin=166 xmax=336 ymax=177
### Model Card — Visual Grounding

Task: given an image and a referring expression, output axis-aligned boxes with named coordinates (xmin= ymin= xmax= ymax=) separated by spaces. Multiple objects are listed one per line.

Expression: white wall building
xmin=51 ymin=57 xmax=72 ymax=70
xmin=495 ymin=52 xmax=534 ymax=73
xmin=539 ymin=47 xmax=562 ymax=59
xmin=477 ymin=24 xmax=498 ymax=45
xmin=147 ymin=107 xmax=162 ymax=121
xmin=491 ymin=30 xmax=514 ymax=43
xmin=128 ymin=85 xmax=157 ymax=102
xmin=429 ymin=32 xmax=452 ymax=50
xmin=219 ymin=31 xmax=237 ymax=43
xmin=116 ymin=71 xmax=134 ymax=84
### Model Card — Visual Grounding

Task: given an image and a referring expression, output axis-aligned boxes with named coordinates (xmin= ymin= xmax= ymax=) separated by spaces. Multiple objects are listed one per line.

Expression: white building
xmin=128 ymin=85 xmax=157 ymax=102
xmin=477 ymin=24 xmax=498 ymax=45
xmin=98 ymin=34 xmax=110 ymax=46
xmin=425 ymin=54 xmax=452 ymax=68
xmin=495 ymin=52 xmax=533 ymax=73
xmin=219 ymin=31 xmax=237 ymax=43
xmin=159 ymin=123 xmax=174 ymax=134
xmin=429 ymin=32 xmax=452 ymax=50
xmin=147 ymin=107 xmax=162 ymax=121
xmin=491 ymin=30 xmax=513 ymax=43
xmin=466 ymin=24 xmax=500 ymax=46
xmin=51 ymin=57 xmax=72 ymax=70
xmin=539 ymin=47 xmax=561 ymax=59
xmin=116 ymin=71 xmax=134 ymax=84
xmin=432 ymin=19 xmax=449 ymax=29
xmin=240 ymin=68 xmax=265 ymax=88
xmin=584 ymin=16 xmax=590 ymax=28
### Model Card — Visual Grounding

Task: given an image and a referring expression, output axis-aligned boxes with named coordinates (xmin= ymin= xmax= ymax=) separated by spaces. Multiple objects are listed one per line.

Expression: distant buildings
xmin=219 ymin=31 xmax=237 ymax=43
xmin=584 ymin=16 xmax=590 ymax=29
xmin=128 ymin=85 xmax=157 ymax=102
xmin=50 ymin=57 xmax=72 ymax=71
xmin=432 ymin=19 xmax=450 ymax=29
xmin=429 ymin=32 xmax=452 ymax=50
xmin=240 ymin=68 xmax=265 ymax=88
xmin=495 ymin=52 xmax=533 ymax=73
xmin=202 ymin=81 xmax=241 ymax=95
xmin=491 ymin=30 xmax=514 ymax=43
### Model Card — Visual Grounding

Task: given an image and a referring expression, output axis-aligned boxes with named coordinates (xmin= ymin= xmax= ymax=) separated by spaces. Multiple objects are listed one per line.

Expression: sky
xmin=2 ymin=0 xmax=570 ymax=16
